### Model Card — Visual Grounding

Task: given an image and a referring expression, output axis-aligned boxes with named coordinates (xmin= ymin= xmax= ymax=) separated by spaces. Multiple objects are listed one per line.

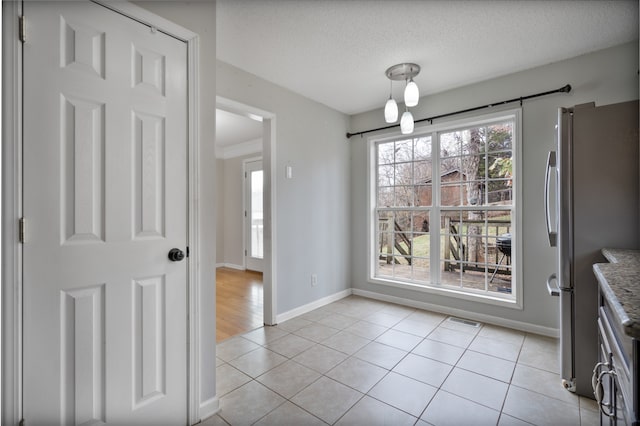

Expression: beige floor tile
xmin=468 ymin=335 xmax=522 ymax=361
xmin=353 ymin=341 xmax=408 ymax=370
xmin=517 ymin=344 xmax=560 ymax=374
xmin=253 ymin=401 xmax=327 ymax=426
xmin=200 ymin=414 xmax=230 ymax=426
xmin=411 ymin=338 xmax=465 ymax=365
xmin=522 ymin=333 xmax=558 ymax=354
xmin=274 ymin=317 xmax=314 ymax=333
xmin=478 ymin=324 xmax=526 ymax=346
xmin=363 ymin=311 xmax=405 ymax=328
xmin=375 ymin=329 xmax=423 ymax=351
xmin=344 ymin=320 xmax=389 ymax=340
xmin=441 ymin=367 xmax=509 ymax=410
xmin=502 ymin=385 xmax=580 ymax=425
xmin=216 ymin=363 xmax=252 ymax=397
xmin=322 ymin=330 xmax=370 ymax=355
xmin=228 ymin=347 xmax=287 ymax=378
xmin=219 ymin=381 xmax=285 ymax=425
xmin=265 ymin=333 xmax=315 ymax=359
xmin=510 ymin=364 xmax=579 ymax=406
xmin=216 ymin=336 xmax=261 ymax=362
xmin=293 ymin=323 xmax=340 ymax=343
xmin=393 ymin=353 xmax=453 ymax=387
xmin=336 ymin=395 xmax=417 ymax=426
xmin=256 ymin=360 xmax=321 ymax=399
xmin=317 ymin=313 xmax=360 ymax=330
xmin=291 ymin=376 xmax=363 ymax=424
xmin=368 ymin=372 xmax=437 ymax=417
xmin=241 ymin=326 xmax=289 ymax=345
xmin=393 ymin=318 xmax=439 ymax=337
xmin=292 ymin=344 xmax=348 ymax=374
xmin=498 ymin=413 xmax=534 ymax=426
xmin=326 ymin=357 xmax=388 ymax=393
xmin=457 ymin=349 xmax=516 ymax=382
xmin=421 ymin=390 xmax=500 ymax=426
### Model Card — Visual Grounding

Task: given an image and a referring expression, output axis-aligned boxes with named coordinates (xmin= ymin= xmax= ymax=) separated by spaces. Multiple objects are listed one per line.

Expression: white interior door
xmin=245 ymin=159 xmax=264 ymax=272
xmin=22 ymin=1 xmax=188 ymax=424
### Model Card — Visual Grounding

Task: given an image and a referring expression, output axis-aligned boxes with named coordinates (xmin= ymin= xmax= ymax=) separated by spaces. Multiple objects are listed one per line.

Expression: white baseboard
xmin=198 ymin=396 xmax=220 ymax=424
xmin=215 ymin=263 xmax=245 ymax=271
xmin=352 ymin=288 xmax=559 ymax=338
xmin=276 ymin=289 xmax=352 ymax=324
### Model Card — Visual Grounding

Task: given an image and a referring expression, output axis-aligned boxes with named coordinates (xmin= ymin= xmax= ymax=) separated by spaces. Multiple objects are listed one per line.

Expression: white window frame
xmin=367 ymin=108 xmax=523 ymax=309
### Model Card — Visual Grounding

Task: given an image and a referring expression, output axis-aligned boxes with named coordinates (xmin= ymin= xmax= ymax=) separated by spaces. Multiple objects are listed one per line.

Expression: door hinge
xmin=19 ymin=16 xmax=26 ymax=43
xmin=245 ymin=249 xmax=247 ymax=256
xmin=18 ymin=218 xmax=25 ymax=243
xmin=186 ymin=246 xmax=190 ymax=258
xmin=244 ymin=210 xmax=247 ymax=217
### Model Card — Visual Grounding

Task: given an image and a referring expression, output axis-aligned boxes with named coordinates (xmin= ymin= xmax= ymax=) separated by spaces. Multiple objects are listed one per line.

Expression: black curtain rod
xmin=346 ymin=84 xmax=572 ymax=139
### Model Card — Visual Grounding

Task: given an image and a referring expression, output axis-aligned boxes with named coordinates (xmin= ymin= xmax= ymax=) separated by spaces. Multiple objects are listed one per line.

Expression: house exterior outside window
xmin=369 ymin=110 xmax=522 ymax=308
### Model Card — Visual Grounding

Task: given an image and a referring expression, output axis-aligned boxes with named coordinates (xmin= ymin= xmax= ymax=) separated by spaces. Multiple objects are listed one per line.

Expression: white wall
xmin=133 ymin=0 xmax=218 ymax=416
xmin=350 ymin=41 xmax=639 ymax=331
xmin=217 ymin=61 xmax=352 ymax=315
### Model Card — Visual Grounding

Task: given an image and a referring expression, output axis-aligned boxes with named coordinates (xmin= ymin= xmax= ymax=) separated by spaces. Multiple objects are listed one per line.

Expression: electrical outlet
xmin=311 ymin=273 xmax=318 ymax=286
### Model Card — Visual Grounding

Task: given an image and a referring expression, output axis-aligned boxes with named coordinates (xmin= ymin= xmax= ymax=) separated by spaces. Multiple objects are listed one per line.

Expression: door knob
xmin=168 ymin=248 xmax=185 ymax=262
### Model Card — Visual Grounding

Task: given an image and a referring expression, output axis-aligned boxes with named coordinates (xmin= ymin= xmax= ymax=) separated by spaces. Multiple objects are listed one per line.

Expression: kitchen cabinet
xmin=593 ymin=249 xmax=639 ymax=425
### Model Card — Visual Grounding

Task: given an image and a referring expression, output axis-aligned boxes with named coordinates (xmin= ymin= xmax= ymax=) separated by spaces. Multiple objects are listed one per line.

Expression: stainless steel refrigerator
xmin=545 ymin=100 xmax=639 ymax=397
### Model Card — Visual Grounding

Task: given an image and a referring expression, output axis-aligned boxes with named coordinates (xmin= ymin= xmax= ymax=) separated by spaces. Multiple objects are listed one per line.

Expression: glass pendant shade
xmin=404 ymin=78 xmax=419 ymax=107
xmin=384 ymin=97 xmax=398 ymax=123
xmin=400 ymin=110 xmax=414 ymax=134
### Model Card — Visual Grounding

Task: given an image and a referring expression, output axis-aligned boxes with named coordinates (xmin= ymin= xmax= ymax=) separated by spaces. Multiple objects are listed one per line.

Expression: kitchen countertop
xmin=593 ymin=248 xmax=640 ymax=339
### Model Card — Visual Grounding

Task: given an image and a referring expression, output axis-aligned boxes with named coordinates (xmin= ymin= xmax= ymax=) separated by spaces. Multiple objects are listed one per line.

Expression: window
xmin=370 ymin=110 xmax=520 ymax=306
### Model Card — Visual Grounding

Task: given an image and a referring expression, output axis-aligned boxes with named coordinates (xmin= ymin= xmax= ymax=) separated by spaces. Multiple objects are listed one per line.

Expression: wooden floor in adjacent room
xmin=216 ymin=267 xmax=264 ymax=342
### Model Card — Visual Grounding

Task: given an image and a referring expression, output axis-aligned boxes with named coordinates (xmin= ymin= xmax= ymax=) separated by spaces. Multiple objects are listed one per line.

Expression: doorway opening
xmin=215 ymin=97 xmax=276 ymax=342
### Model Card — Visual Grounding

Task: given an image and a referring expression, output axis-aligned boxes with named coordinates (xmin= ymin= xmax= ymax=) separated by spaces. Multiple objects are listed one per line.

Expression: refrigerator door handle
xmin=545 ymin=151 xmax=557 ymax=247
xmin=546 ymin=273 xmax=560 ymax=296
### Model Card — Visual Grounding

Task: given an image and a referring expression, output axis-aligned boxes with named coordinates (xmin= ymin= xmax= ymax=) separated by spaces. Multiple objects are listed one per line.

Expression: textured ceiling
xmin=217 ymin=0 xmax=638 ymax=116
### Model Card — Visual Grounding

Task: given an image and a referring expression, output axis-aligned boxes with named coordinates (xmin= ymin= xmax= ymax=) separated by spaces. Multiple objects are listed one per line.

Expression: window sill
xmin=368 ymin=276 xmax=523 ymax=310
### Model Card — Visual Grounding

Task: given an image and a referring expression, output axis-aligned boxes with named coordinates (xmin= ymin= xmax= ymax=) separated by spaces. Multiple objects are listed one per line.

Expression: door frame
xmin=1 ymin=1 xmax=204 ymax=424
xmin=243 ymin=157 xmax=264 ymax=272
xmin=216 ymin=96 xmax=277 ymax=325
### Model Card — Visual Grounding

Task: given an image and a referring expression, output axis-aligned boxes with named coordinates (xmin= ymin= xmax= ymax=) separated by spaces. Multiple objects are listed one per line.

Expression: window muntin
xmin=372 ymin=114 xmax=517 ymax=302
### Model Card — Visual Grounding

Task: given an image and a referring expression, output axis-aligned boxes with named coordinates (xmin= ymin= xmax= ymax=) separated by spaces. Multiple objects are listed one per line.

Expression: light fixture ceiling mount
xmin=385 ymin=63 xmax=420 ymax=81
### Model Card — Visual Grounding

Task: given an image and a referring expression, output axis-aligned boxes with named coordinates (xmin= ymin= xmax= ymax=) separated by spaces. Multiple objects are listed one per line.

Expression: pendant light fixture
xmin=383 ymin=63 xmax=420 ymax=134
xmin=384 ymin=79 xmax=398 ymax=123
xmin=404 ymin=77 xmax=419 ymax=107
xmin=400 ymin=108 xmax=414 ymax=134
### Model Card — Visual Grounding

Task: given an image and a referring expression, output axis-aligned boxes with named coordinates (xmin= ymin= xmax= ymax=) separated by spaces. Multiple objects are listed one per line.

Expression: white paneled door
xmin=22 ymin=2 xmax=188 ymax=424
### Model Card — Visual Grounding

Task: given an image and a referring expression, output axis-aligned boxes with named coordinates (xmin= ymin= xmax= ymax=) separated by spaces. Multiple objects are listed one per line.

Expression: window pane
xmin=378 ymin=142 xmax=395 ymax=165
xmin=415 ymin=185 xmax=433 ymax=207
xmin=378 ymin=164 xmax=395 ymax=187
xmin=439 ymin=209 xmax=512 ymax=293
xmin=414 ymin=137 xmax=432 ymax=161
xmin=394 ymin=186 xmax=414 ymax=207
xmin=395 ymin=139 xmax=413 ymax=163
xmin=413 ymin=160 xmax=432 ymax=184
xmin=377 ymin=186 xmax=394 ymax=207
xmin=374 ymin=209 xmax=432 ymax=283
